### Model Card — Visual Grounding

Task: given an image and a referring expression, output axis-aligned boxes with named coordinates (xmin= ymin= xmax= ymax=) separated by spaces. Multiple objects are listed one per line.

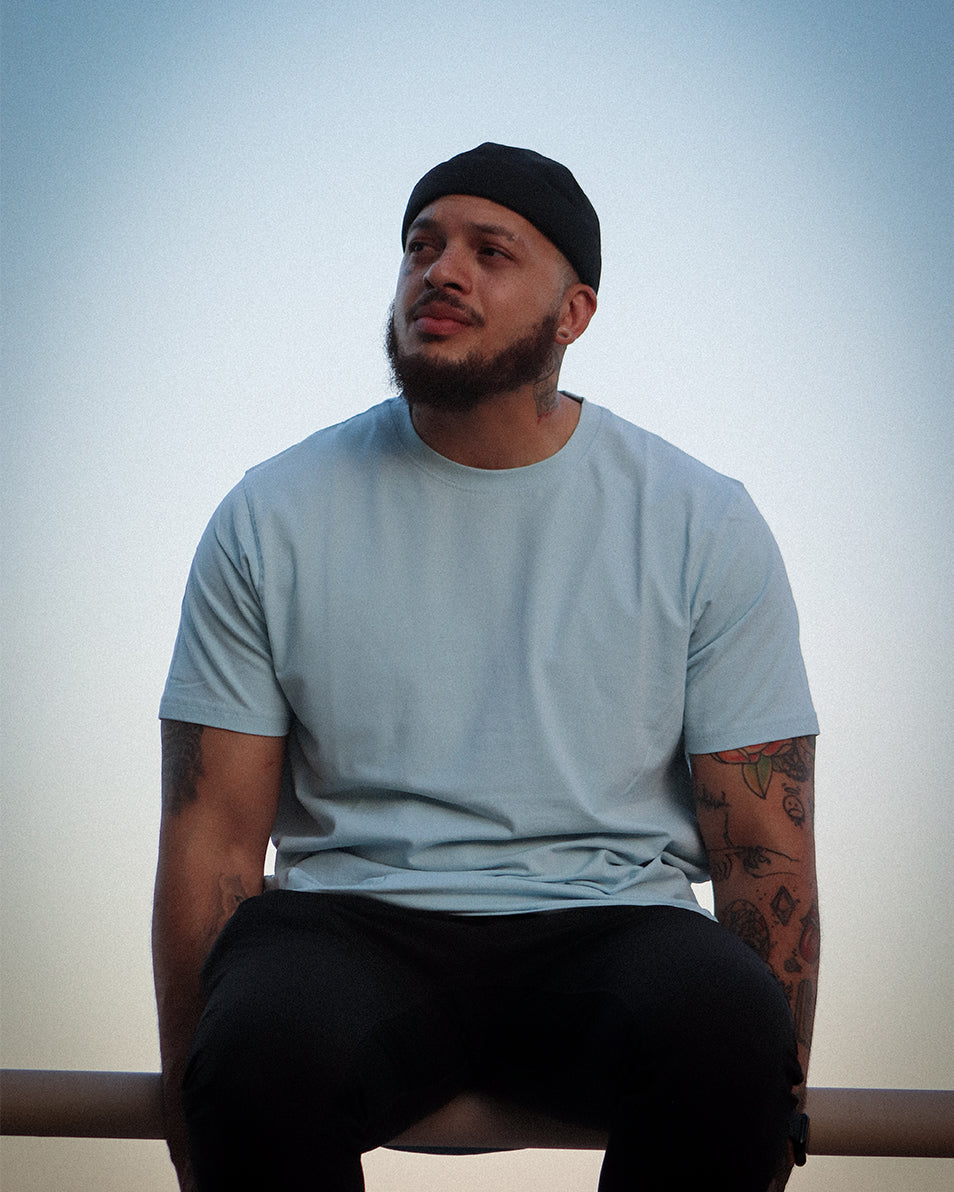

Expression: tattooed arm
xmin=690 ymin=736 xmax=819 ymax=1189
xmin=152 ymin=720 xmax=285 ymax=1192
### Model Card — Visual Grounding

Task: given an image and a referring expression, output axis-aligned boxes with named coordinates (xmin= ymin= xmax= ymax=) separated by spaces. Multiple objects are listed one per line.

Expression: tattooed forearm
xmin=692 ymin=736 xmax=819 ymax=1095
xmin=707 ymin=842 xmax=799 ymax=881
xmin=161 ymin=720 xmax=205 ymax=815
xmin=771 ymin=884 xmax=796 ymax=925
xmin=724 ymin=899 xmax=771 ymax=962
xmin=720 ymin=877 xmax=819 ymax=1084
xmin=792 ymin=977 xmax=816 ymax=1049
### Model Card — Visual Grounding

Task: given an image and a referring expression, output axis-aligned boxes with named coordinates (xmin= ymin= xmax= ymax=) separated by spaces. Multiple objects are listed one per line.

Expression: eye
xmin=478 ymin=244 xmax=510 ymax=260
xmin=404 ymin=240 xmax=439 ymax=269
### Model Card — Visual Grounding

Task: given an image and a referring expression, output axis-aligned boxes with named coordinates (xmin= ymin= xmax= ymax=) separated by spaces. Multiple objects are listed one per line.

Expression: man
xmin=154 ymin=143 xmax=819 ymax=1192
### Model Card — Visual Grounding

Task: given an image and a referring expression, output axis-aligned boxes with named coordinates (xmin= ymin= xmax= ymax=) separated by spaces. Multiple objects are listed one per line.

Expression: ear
xmin=555 ymin=284 xmax=598 ymax=346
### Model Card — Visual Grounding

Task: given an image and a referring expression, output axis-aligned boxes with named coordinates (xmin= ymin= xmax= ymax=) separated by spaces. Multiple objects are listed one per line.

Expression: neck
xmin=409 ymin=386 xmax=582 ymax=469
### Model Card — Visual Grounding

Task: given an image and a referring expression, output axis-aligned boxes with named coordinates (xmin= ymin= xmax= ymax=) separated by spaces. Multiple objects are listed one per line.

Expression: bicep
xmin=159 ymin=719 xmax=286 ymax=863
xmin=690 ymin=737 xmax=816 ymax=868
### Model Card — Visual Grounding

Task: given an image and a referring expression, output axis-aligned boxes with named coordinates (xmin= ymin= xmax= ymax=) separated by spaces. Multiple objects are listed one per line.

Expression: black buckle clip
xmin=789 ymin=1111 xmax=810 ymax=1166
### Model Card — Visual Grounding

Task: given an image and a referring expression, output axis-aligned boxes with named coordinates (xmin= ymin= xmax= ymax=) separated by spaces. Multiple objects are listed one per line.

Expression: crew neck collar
xmin=388 ymin=396 xmax=602 ymax=491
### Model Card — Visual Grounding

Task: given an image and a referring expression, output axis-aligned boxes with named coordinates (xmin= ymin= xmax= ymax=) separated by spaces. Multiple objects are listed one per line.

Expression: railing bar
xmin=1 ymin=1071 xmax=952 ymax=1158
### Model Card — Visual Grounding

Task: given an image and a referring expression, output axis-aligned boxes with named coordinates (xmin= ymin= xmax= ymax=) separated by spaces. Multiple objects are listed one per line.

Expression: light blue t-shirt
xmin=160 ymin=397 xmax=818 ymax=914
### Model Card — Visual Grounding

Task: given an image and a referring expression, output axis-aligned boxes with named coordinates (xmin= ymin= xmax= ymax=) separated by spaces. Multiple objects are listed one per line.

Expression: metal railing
xmin=2 ymin=1070 xmax=952 ymax=1157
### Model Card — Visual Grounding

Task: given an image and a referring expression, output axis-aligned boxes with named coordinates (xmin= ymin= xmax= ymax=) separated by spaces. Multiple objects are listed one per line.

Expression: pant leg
xmin=477 ymin=905 xmax=801 ymax=1192
xmin=182 ymin=891 xmax=473 ymax=1192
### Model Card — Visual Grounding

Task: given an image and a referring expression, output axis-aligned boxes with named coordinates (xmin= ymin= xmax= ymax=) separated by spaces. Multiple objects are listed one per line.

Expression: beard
xmin=385 ymin=302 xmax=561 ymax=413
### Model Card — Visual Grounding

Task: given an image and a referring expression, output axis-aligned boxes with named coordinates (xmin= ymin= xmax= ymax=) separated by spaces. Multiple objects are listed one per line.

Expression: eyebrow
xmin=407 ymin=216 xmax=520 ymax=242
xmin=471 ymin=221 xmax=519 ymax=241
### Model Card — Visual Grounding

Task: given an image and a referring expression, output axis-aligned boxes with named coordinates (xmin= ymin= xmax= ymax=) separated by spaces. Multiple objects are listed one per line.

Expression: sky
xmin=1 ymin=1 xmax=952 ymax=1189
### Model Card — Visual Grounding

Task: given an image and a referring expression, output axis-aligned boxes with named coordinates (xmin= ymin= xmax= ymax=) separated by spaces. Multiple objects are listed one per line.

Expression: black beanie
xmin=402 ymin=143 xmax=601 ymax=292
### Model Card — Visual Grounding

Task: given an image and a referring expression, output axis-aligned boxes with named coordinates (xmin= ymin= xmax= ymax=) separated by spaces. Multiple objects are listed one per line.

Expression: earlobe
xmin=559 ymin=284 xmax=598 ymax=345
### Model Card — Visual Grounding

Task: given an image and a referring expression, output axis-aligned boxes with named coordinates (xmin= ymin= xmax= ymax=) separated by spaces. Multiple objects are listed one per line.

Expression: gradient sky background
xmin=2 ymin=2 xmax=952 ymax=1189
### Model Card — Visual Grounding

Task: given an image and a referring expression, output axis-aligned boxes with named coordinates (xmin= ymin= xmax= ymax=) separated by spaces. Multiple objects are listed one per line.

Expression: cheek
xmin=395 ymin=265 xmax=422 ymax=306
xmin=391 ymin=276 xmax=412 ymax=319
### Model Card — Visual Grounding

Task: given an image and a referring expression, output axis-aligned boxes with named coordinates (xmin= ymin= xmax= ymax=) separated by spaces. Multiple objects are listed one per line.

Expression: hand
xmin=170 ymin=1138 xmax=199 ymax=1192
xmin=160 ymin=1070 xmax=198 ymax=1192
xmin=766 ymin=1146 xmax=794 ymax=1192
xmin=767 ymin=1106 xmax=809 ymax=1190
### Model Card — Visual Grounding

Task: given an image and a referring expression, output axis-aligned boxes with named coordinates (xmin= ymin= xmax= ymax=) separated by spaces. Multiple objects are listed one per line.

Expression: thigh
xmin=481 ymin=904 xmax=800 ymax=1190
xmin=184 ymin=892 xmax=473 ymax=1162
xmin=482 ymin=905 xmax=799 ymax=1122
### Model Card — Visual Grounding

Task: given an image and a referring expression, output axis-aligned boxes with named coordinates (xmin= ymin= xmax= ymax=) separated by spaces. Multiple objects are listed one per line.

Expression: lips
xmin=410 ymin=299 xmax=475 ymax=337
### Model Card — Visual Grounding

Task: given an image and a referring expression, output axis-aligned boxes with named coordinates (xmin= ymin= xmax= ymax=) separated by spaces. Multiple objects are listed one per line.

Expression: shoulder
xmin=199 ymin=401 xmax=399 ymax=559
xmin=242 ymin=399 xmax=398 ymax=496
xmin=587 ymin=401 xmax=752 ymax=518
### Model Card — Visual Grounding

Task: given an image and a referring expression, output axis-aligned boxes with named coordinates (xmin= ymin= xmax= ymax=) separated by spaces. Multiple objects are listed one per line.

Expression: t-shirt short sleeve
xmin=683 ymin=485 xmax=818 ymax=755
xmin=159 ymin=480 xmax=292 ymax=736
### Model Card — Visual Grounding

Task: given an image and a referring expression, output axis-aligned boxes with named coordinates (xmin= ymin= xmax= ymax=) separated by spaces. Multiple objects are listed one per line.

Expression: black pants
xmin=183 ymin=891 xmax=801 ymax=1191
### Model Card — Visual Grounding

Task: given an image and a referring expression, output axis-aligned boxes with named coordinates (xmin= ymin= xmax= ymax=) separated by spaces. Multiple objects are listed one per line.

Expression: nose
xmin=423 ymin=244 xmax=470 ymax=293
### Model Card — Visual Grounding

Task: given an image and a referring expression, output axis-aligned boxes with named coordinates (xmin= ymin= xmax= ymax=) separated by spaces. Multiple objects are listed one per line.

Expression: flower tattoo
xmin=711 ymin=740 xmax=795 ymax=798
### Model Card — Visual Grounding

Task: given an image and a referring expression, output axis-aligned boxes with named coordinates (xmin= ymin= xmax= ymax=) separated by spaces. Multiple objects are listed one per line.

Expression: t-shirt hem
xmin=158 ymin=696 xmax=288 ymax=737
xmin=274 ymin=877 xmax=716 ymax=920
xmin=684 ymin=717 xmax=819 ymax=757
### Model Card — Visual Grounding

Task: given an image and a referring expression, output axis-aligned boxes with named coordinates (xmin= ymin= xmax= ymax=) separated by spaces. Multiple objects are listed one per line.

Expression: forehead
xmin=408 ymin=194 xmax=556 ymax=256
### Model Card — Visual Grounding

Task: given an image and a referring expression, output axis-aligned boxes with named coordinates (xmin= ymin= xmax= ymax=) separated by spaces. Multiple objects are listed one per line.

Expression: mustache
xmin=408 ymin=289 xmax=484 ymax=327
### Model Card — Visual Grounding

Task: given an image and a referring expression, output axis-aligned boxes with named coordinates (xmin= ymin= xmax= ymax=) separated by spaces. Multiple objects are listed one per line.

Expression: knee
xmin=657 ymin=924 xmax=799 ymax=1078
xmin=183 ymin=990 xmax=359 ymax=1126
